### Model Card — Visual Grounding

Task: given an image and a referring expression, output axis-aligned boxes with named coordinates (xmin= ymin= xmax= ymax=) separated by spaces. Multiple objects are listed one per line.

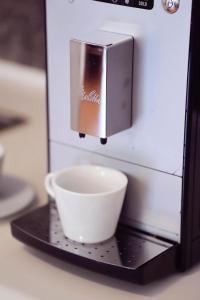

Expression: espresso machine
xmin=11 ymin=0 xmax=200 ymax=284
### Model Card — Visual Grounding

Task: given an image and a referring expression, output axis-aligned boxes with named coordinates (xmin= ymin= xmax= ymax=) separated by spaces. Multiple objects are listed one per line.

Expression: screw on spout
xmin=100 ymin=138 xmax=107 ymax=145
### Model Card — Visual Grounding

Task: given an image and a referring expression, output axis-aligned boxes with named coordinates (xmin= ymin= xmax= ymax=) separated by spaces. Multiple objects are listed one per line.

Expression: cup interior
xmin=55 ymin=165 xmax=127 ymax=195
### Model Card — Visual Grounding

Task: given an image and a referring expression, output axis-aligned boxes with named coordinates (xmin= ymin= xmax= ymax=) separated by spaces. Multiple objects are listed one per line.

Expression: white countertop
xmin=0 ymin=60 xmax=200 ymax=300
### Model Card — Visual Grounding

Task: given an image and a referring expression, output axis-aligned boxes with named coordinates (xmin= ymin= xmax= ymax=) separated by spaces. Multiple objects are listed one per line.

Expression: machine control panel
xmin=93 ymin=0 xmax=154 ymax=10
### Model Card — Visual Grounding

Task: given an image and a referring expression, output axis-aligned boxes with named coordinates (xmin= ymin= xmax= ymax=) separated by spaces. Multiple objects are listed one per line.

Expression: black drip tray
xmin=11 ymin=203 xmax=178 ymax=284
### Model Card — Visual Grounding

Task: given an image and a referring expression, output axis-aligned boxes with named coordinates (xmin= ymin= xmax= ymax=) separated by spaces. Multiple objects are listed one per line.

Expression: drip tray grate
xmin=50 ymin=202 xmax=171 ymax=269
xmin=11 ymin=203 xmax=178 ymax=283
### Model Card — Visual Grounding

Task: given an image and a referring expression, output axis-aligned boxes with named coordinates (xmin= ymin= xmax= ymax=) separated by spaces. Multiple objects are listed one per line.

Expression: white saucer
xmin=0 ymin=175 xmax=35 ymax=218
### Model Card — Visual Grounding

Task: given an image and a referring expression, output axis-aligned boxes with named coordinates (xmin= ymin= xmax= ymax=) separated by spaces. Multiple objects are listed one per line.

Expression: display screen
xmin=94 ymin=0 xmax=154 ymax=10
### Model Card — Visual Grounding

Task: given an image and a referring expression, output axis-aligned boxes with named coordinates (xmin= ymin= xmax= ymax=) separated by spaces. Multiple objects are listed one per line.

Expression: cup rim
xmin=52 ymin=165 xmax=128 ymax=197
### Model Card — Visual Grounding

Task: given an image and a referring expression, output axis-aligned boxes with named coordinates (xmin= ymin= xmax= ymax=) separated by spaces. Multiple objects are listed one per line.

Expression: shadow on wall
xmin=0 ymin=0 xmax=45 ymax=68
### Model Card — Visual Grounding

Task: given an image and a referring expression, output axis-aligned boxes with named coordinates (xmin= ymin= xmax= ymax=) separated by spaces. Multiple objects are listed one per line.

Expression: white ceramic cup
xmin=45 ymin=165 xmax=128 ymax=244
xmin=0 ymin=144 xmax=5 ymax=177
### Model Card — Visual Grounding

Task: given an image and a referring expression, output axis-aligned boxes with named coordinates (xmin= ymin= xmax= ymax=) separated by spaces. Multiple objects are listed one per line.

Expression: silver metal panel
xmin=47 ymin=0 xmax=193 ymax=175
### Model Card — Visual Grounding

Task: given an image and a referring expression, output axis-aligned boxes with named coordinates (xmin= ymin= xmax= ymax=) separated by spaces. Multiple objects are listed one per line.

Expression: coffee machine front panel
xmin=46 ymin=0 xmax=193 ymax=242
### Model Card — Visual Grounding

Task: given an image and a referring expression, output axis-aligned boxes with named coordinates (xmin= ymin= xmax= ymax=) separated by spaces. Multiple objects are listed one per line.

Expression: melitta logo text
xmin=81 ymin=87 xmax=101 ymax=105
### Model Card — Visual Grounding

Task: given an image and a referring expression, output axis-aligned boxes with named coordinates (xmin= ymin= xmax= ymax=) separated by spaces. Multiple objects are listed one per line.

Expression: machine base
xmin=11 ymin=202 xmax=178 ymax=284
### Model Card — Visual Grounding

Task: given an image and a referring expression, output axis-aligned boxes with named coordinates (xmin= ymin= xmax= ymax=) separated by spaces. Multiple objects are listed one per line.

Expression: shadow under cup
xmin=46 ymin=165 xmax=128 ymax=244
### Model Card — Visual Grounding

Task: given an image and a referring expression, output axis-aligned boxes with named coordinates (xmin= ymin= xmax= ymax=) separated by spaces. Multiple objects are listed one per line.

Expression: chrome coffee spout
xmin=70 ymin=31 xmax=134 ymax=143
